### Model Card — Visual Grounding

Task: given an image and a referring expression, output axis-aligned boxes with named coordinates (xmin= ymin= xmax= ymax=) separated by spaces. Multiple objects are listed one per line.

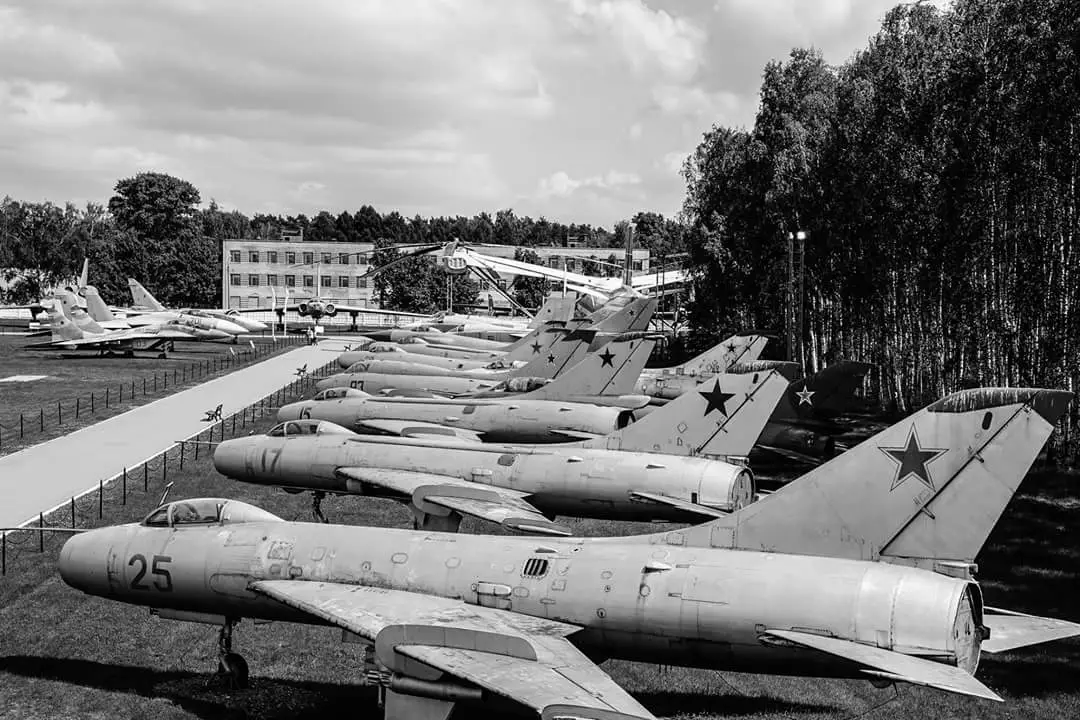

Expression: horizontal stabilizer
xmin=763 ymin=629 xmax=1001 ymax=701
xmin=630 ymin=491 xmax=731 ymax=518
xmin=981 ymin=607 xmax=1080 ymax=653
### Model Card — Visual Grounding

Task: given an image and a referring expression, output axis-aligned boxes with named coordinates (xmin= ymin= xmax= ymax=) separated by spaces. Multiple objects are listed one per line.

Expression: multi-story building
xmin=221 ymin=239 xmax=650 ymax=320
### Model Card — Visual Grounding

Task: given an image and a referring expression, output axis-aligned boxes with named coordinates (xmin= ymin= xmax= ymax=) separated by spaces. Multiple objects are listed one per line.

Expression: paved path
xmin=0 ymin=343 xmax=342 ymax=529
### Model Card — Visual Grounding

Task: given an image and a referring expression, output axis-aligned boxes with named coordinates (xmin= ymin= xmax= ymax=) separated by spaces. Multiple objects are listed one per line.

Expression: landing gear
xmin=312 ymin=491 xmax=329 ymax=523
xmin=217 ymin=620 xmax=249 ymax=689
xmin=410 ymin=506 xmax=463 ymax=533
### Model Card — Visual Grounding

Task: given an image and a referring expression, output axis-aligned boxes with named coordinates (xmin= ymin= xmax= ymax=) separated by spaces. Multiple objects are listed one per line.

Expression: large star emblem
xmin=598 ymin=349 xmax=616 ymax=367
xmin=699 ymin=380 xmax=734 ymax=416
xmin=879 ymin=426 xmax=947 ymax=492
xmin=547 ymin=353 xmax=557 ymax=364
xmin=796 ymin=387 xmax=815 ymax=406
xmin=726 ymin=342 xmax=738 ymax=355
xmin=531 ymin=341 xmax=543 ymax=355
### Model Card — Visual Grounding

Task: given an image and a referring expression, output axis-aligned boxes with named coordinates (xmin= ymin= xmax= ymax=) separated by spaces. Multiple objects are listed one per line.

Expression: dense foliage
xmin=682 ymin=0 xmax=1080 ymax=449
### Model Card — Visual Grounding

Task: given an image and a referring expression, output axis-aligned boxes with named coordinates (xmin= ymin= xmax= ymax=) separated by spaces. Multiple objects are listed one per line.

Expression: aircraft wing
xmin=356 ymin=419 xmax=484 ymax=443
xmin=249 ymin=581 xmax=655 ymax=720
xmin=761 ymin=629 xmax=1001 ymax=701
xmin=335 ymin=467 xmax=570 ymax=536
xmin=980 ymin=606 xmax=1080 ymax=653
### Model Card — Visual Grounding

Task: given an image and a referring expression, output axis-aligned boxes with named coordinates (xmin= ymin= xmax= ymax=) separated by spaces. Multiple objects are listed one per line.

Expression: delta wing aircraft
xmin=27 ymin=299 xmax=231 ymax=357
xmin=213 ymin=367 xmax=787 ymax=531
xmin=60 ymin=388 xmax=1080 ymax=720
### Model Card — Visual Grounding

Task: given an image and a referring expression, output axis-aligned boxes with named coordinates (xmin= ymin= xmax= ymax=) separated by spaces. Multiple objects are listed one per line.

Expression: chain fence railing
xmin=0 ymin=360 xmax=335 ymax=576
xmin=0 ymin=333 xmax=306 ymax=451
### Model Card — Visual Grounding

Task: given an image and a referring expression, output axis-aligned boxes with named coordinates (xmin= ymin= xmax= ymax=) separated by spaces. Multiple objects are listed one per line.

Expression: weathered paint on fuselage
xmin=60 ymin=518 xmax=981 ymax=680
xmin=317 ymin=372 xmax=501 ymax=396
xmin=212 ymin=434 xmax=753 ymax=520
xmin=277 ymin=397 xmax=627 ymax=443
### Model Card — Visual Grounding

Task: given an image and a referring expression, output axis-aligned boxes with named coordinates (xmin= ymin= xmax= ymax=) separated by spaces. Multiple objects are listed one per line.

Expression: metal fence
xmin=0 ymin=360 xmax=336 ymax=576
xmin=0 ymin=334 xmax=306 ymax=451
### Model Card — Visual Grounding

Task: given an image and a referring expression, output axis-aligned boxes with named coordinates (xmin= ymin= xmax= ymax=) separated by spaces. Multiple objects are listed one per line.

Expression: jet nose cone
xmin=277 ymin=402 xmax=303 ymax=421
xmin=247 ymin=319 xmax=269 ymax=332
xmin=59 ymin=530 xmax=112 ymax=597
xmin=315 ymin=377 xmax=336 ymax=392
xmin=213 ymin=437 xmax=251 ymax=479
xmin=218 ymin=319 xmax=248 ymax=336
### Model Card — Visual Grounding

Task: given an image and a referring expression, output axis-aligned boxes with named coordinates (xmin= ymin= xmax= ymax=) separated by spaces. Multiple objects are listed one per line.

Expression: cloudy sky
xmin=0 ymin=0 xmax=943 ymax=227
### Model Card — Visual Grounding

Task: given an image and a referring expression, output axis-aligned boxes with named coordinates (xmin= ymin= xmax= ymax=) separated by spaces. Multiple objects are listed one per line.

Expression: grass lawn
xmin=0 ymin=408 xmax=1076 ymax=718
xmin=0 ymin=332 xmax=303 ymax=456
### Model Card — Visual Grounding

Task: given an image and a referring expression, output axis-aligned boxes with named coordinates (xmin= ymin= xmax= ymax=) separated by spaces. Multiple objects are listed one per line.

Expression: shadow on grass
xmin=634 ymin=689 xmax=837 ymax=717
xmin=0 ymin=655 xmax=375 ymax=720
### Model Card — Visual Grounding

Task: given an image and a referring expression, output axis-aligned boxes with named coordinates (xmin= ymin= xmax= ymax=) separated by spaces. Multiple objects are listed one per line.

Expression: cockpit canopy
xmin=367 ymin=343 xmax=406 ymax=353
xmin=142 ymin=498 xmax=282 ymax=527
xmin=312 ymin=387 xmax=367 ymax=401
xmin=396 ymin=336 xmax=429 ymax=345
xmin=266 ymin=419 xmax=355 ymax=437
xmin=498 ymin=376 xmax=550 ymax=393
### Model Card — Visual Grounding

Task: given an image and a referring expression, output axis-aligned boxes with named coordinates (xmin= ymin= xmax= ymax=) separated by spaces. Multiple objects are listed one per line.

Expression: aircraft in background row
xmin=60 ymin=387 xmax=1080 ymax=719
xmin=123 ymin=279 xmax=268 ymax=335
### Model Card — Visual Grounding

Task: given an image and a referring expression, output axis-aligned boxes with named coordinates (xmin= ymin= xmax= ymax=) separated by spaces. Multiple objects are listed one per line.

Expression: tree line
xmin=682 ymin=0 xmax=1080 ymax=458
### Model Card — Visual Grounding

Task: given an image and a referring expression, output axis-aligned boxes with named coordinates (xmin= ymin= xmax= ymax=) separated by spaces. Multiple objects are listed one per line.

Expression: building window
xmin=303 ymin=252 xmax=314 ymax=265
xmin=230 ymin=250 xmax=241 ymax=263
xmin=321 ymin=253 xmax=332 ymax=264
xmin=285 ymin=275 xmax=296 ymax=287
xmin=548 ymin=256 xmax=560 ymax=268
xmin=338 ymin=276 xmax=349 ymax=288
xmin=286 ymin=252 xmax=296 ymax=264
xmin=339 ymin=253 xmax=350 ymax=265
xmin=358 ymin=277 xmax=368 ymax=289
xmin=248 ymin=274 xmax=259 ymax=286
xmin=249 ymin=251 xmax=259 ymax=263
xmin=632 ymin=260 xmax=643 ymax=271
xmin=230 ymin=274 xmax=241 ymax=286
xmin=356 ymin=253 xmax=368 ymax=265
xmin=266 ymin=274 xmax=277 ymax=286
xmin=304 ymin=275 xmax=314 ymax=287
xmin=268 ymin=251 xmax=278 ymax=264
xmin=566 ymin=259 xmax=576 ymax=272
xmin=479 ymin=280 xmax=491 ymax=291
xmin=321 ymin=275 xmax=332 ymax=287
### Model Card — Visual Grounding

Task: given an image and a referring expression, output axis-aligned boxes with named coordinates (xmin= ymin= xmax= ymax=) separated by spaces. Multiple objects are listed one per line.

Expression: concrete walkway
xmin=0 ymin=343 xmax=340 ymax=529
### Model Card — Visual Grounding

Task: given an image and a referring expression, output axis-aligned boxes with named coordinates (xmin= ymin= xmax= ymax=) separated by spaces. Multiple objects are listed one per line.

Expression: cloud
xmin=0 ymin=0 xmax=923 ymax=226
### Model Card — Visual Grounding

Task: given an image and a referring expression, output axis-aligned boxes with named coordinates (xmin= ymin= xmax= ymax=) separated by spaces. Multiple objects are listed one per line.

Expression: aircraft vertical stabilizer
xmin=676 ymin=388 xmax=1071 ymax=565
xmin=128 ymin=278 xmax=166 ymax=312
xmin=526 ymin=333 xmax=655 ymax=399
xmin=83 ymin=286 xmax=119 ymax=324
xmin=506 ymin=328 xmax=595 ymax=379
xmin=43 ymin=301 xmax=84 ymax=342
xmin=587 ymin=369 xmax=788 ymax=458
xmin=56 ymin=291 xmax=106 ymax=334
xmin=527 ymin=294 xmax=578 ymax=328
xmin=671 ymin=334 xmax=769 ymax=377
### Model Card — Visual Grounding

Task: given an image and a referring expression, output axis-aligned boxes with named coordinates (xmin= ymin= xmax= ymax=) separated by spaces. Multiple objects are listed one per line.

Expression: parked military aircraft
xmin=123 ymin=279 xmax=264 ymax=335
xmin=215 ymin=367 xmax=786 ymax=530
xmin=60 ymin=388 xmax=1080 ymax=720
xmin=27 ymin=299 xmax=231 ymax=357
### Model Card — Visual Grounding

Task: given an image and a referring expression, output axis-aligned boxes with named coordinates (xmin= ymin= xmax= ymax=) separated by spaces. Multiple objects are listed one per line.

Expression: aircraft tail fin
xmin=588 ymin=296 xmax=657 ymax=334
xmin=676 ymin=388 xmax=1070 ymax=566
xmin=506 ymin=327 xmax=595 ymax=380
xmin=774 ymin=360 xmax=873 ymax=421
xmin=128 ymin=278 xmax=165 ymax=312
xmin=528 ymin=293 xmax=578 ymax=328
xmin=77 ymin=257 xmax=88 ymax=292
xmin=82 ymin=286 xmax=117 ymax=323
xmin=44 ymin=300 xmax=83 ymax=342
xmin=526 ymin=332 xmax=656 ymax=399
xmin=671 ymin=334 xmax=769 ymax=377
xmin=587 ymin=369 xmax=788 ymax=458
xmin=55 ymin=290 xmax=105 ymax=334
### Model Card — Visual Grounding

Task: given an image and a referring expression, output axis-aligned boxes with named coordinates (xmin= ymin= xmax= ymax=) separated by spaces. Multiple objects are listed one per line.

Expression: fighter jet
xmin=60 ymin=388 xmax=1080 ymax=719
xmin=214 ymin=367 xmax=787 ymax=531
xmin=122 ymin=279 xmax=262 ymax=336
xmin=320 ymin=331 xmax=656 ymax=407
xmin=27 ymin=299 xmax=231 ymax=357
xmin=638 ymin=332 xmax=770 ymax=387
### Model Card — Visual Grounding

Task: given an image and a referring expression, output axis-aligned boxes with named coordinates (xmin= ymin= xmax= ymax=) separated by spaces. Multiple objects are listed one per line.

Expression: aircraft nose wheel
xmin=217 ymin=620 xmax=249 ymax=690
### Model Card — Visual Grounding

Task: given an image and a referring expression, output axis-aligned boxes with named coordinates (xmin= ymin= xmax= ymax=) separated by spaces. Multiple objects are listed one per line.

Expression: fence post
xmin=232 ymin=415 xmax=236 ymax=434
xmin=99 ymin=480 xmax=103 ymax=518
xmin=40 ymin=407 xmax=43 ymax=431
xmin=143 ymin=463 xmax=148 ymax=491
xmin=76 ymin=397 xmax=80 ymax=418
xmin=2 ymin=533 xmax=5 ymax=576
xmin=20 ymin=413 xmax=24 ymax=438
xmin=122 ymin=467 xmax=127 ymax=505
xmin=57 ymin=401 xmax=62 ymax=425
xmin=143 ymin=378 xmax=147 ymax=395
xmin=179 ymin=441 xmax=185 ymax=470
xmin=38 ymin=513 xmax=44 ymax=552
xmin=163 ymin=453 xmax=167 ymax=482
xmin=71 ymin=496 xmax=75 ymax=528
xmin=195 ymin=435 xmax=200 ymax=460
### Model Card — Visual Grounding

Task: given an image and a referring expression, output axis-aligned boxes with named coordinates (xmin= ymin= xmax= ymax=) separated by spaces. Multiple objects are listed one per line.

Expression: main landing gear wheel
xmin=217 ymin=620 xmax=249 ymax=690
xmin=312 ymin=491 xmax=329 ymax=523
